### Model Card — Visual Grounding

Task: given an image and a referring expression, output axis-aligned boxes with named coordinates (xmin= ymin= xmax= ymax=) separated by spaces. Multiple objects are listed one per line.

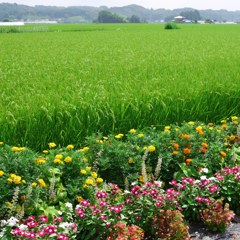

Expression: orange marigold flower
xmin=229 ymin=136 xmax=235 ymax=142
xmin=173 ymin=143 xmax=179 ymax=149
xmin=183 ymin=134 xmax=190 ymax=140
xmin=233 ymin=121 xmax=238 ymax=125
xmin=222 ymin=124 xmax=227 ymax=129
xmin=220 ymin=151 xmax=227 ymax=157
xmin=201 ymin=147 xmax=207 ymax=153
xmin=208 ymin=123 xmax=214 ymax=127
xmin=198 ymin=167 xmax=203 ymax=172
xmin=183 ymin=148 xmax=191 ymax=154
xmin=173 ymin=151 xmax=179 ymax=155
xmin=185 ymin=159 xmax=192 ymax=165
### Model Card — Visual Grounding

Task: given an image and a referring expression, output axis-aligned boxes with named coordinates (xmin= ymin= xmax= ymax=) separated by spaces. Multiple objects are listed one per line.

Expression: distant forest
xmin=0 ymin=3 xmax=240 ymax=23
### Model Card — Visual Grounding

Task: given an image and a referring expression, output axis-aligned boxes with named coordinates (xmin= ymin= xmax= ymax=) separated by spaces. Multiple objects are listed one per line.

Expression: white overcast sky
xmin=1 ymin=1 xmax=240 ymax=11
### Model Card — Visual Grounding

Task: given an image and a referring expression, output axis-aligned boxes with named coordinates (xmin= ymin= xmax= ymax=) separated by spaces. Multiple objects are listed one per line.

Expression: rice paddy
xmin=0 ymin=23 xmax=240 ymax=150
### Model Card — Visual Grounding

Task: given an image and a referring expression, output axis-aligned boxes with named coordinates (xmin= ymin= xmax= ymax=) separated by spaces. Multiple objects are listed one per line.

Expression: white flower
xmin=19 ymin=224 xmax=28 ymax=230
xmin=7 ymin=217 xmax=18 ymax=226
xmin=154 ymin=181 xmax=162 ymax=187
xmin=65 ymin=202 xmax=73 ymax=211
xmin=202 ymin=168 xmax=209 ymax=173
xmin=200 ymin=176 xmax=207 ymax=180
xmin=0 ymin=220 xmax=7 ymax=227
xmin=58 ymin=211 xmax=63 ymax=215
xmin=131 ymin=181 xmax=137 ymax=186
xmin=124 ymin=190 xmax=130 ymax=194
xmin=209 ymin=177 xmax=216 ymax=181
xmin=59 ymin=222 xmax=71 ymax=229
xmin=194 ymin=180 xmax=200 ymax=184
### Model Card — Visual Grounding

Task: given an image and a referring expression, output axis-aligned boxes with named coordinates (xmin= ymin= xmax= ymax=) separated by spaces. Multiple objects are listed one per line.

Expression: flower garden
xmin=0 ymin=116 xmax=240 ymax=239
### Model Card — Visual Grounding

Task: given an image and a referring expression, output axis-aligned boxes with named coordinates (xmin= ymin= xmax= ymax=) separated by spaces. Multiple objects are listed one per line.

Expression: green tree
xmin=180 ymin=10 xmax=202 ymax=21
xmin=96 ymin=10 xmax=125 ymax=23
xmin=128 ymin=15 xmax=141 ymax=23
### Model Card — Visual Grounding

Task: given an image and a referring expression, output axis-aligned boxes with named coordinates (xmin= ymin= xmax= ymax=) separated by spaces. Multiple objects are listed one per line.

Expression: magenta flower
xmin=39 ymin=215 xmax=48 ymax=223
xmin=57 ymin=234 xmax=69 ymax=240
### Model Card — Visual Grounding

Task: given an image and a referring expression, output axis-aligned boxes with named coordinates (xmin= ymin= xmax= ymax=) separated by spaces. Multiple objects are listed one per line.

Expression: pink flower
xmin=26 ymin=231 xmax=36 ymax=239
xmin=195 ymin=196 xmax=203 ymax=202
xmin=53 ymin=216 xmax=63 ymax=223
xmin=208 ymin=185 xmax=219 ymax=193
xmin=39 ymin=215 xmax=48 ymax=223
xmin=100 ymin=214 xmax=106 ymax=220
xmin=57 ymin=234 xmax=69 ymax=240
xmin=38 ymin=230 xmax=46 ymax=237
xmin=80 ymin=200 xmax=89 ymax=207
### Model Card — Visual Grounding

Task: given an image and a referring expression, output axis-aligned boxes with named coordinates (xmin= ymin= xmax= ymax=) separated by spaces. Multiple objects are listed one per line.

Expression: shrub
xmin=164 ymin=22 xmax=180 ymax=30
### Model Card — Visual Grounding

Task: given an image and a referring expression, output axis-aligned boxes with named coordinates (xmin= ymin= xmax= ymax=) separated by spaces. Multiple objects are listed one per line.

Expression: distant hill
xmin=0 ymin=3 xmax=240 ymax=23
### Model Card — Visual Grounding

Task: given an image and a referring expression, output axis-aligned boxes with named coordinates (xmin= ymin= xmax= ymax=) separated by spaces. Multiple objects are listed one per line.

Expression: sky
xmin=1 ymin=0 xmax=240 ymax=11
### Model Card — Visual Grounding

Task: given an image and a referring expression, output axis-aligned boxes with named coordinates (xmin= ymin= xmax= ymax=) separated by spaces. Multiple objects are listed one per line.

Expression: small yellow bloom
xmin=38 ymin=179 xmax=47 ymax=187
xmin=96 ymin=178 xmax=103 ymax=183
xmin=79 ymin=146 xmax=90 ymax=152
xmin=19 ymin=147 xmax=26 ymax=151
xmin=164 ymin=126 xmax=171 ymax=131
xmin=12 ymin=147 xmax=20 ymax=152
xmin=86 ymin=166 xmax=91 ymax=171
xmin=138 ymin=175 xmax=144 ymax=182
xmin=103 ymin=136 xmax=108 ymax=140
xmin=0 ymin=142 xmax=4 ymax=146
xmin=188 ymin=121 xmax=195 ymax=126
xmin=96 ymin=139 xmax=103 ymax=144
xmin=55 ymin=154 xmax=63 ymax=159
xmin=115 ymin=134 xmax=124 ymax=139
xmin=13 ymin=176 xmax=21 ymax=184
xmin=54 ymin=159 xmax=63 ymax=164
xmin=64 ymin=156 xmax=72 ymax=163
xmin=82 ymin=157 xmax=88 ymax=162
xmin=221 ymin=120 xmax=226 ymax=124
xmin=66 ymin=144 xmax=74 ymax=150
xmin=233 ymin=121 xmax=238 ymax=125
xmin=22 ymin=180 xmax=26 ymax=184
xmin=77 ymin=196 xmax=83 ymax=202
xmin=31 ymin=182 xmax=37 ymax=187
xmin=231 ymin=116 xmax=238 ymax=121
xmin=91 ymin=172 xmax=98 ymax=179
xmin=7 ymin=178 xmax=13 ymax=183
xmin=220 ymin=151 xmax=227 ymax=157
xmin=137 ymin=133 xmax=144 ymax=137
xmin=128 ymin=157 xmax=134 ymax=164
xmin=43 ymin=150 xmax=49 ymax=154
xmin=130 ymin=129 xmax=136 ymax=133
xmin=48 ymin=142 xmax=56 ymax=148
xmin=5 ymin=202 xmax=12 ymax=207
xmin=148 ymin=145 xmax=156 ymax=152
xmin=209 ymin=127 xmax=214 ymax=131
xmin=80 ymin=169 xmax=87 ymax=175
xmin=83 ymin=184 xmax=88 ymax=189
xmin=85 ymin=178 xmax=94 ymax=185
xmin=0 ymin=170 xmax=4 ymax=177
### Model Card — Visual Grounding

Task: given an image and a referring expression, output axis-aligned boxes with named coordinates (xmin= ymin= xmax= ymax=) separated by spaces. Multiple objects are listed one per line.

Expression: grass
xmin=0 ymin=24 xmax=240 ymax=150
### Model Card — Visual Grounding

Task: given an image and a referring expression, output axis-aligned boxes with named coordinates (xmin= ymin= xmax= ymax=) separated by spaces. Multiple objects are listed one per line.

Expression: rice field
xmin=0 ymin=23 xmax=240 ymax=150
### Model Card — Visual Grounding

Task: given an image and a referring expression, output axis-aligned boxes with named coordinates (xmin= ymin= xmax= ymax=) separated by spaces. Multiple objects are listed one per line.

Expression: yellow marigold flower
xmin=12 ymin=147 xmax=20 ymax=152
xmin=38 ymin=179 xmax=47 ymax=187
xmin=137 ymin=133 xmax=144 ymax=137
xmin=77 ymin=196 xmax=83 ymax=202
xmin=148 ymin=145 xmax=156 ymax=152
xmin=83 ymin=184 xmax=88 ymax=189
xmin=79 ymin=146 xmax=90 ymax=152
xmin=220 ymin=151 xmax=227 ymax=157
xmin=103 ymin=136 xmax=108 ymax=140
xmin=43 ymin=150 xmax=49 ymax=154
xmin=22 ymin=180 xmax=26 ymax=184
xmin=208 ymin=123 xmax=214 ymax=127
xmin=164 ymin=126 xmax=171 ymax=131
xmin=201 ymin=142 xmax=208 ymax=148
xmin=130 ymin=129 xmax=136 ymax=133
xmin=185 ymin=159 xmax=192 ymax=165
xmin=0 ymin=170 xmax=4 ymax=177
xmin=82 ymin=157 xmax=88 ymax=162
xmin=54 ymin=159 xmax=63 ymax=164
xmin=64 ymin=156 xmax=72 ymax=163
xmin=66 ymin=144 xmax=74 ymax=150
xmin=128 ymin=157 xmax=134 ymax=164
xmin=188 ymin=121 xmax=195 ymax=126
xmin=85 ymin=178 xmax=94 ymax=185
xmin=48 ymin=142 xmax=56 ymax=148
xmin=55 ymin=154 xmax=63 ymax=159
xmin=96 ymin=139 xmax=103 ymax=144
xmin=217 ymin=130 xmax=222 ymax=133
xmin=13 ymin=176 xmax=21 ymax=184
xmin=221 ymin=120 xmax=226 ymax=124
xmin=231 ymin=116 xmax=238 ymax=121
xmin=222 ymin=124 xmax=227 ymax=129
xmin=173 ymin=151 xmax=179 ymax=155
xmin=31 ymin=182 xmax=37 ymax=187
xmin=10 ymin=174 xmax=17 ymax=179
xmin=91 ymin=172 xmax=98 ymax=179
xmin=19 ymin=147 xmax=26 ymax=151
xmin=0 ymin=142 xmax=4 ymax=146
xmin=38 ymin=159 xmax=46 ymax=164
xmin=5 ymin=201 xmax=12 ymax=206
xmin=86 ymin=166 xmax=91 ymax=171
xmin=7 ymin=178 xmax=13 ymax=183
xmin=96 ymin=178 xmax=103 ymax=183
xmin=80 ymin=169 xmax=87 ymax=175
xmin=209 ymin=127 xmax=214 ymax=131
xmin=138 ymin=175 xmax=144 ymax=183
xmin=115 ymin=134 xmax=124 ymax=139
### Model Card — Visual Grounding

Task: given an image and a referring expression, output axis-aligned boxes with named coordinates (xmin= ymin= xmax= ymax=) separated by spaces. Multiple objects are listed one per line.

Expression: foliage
xmin=96 ymin=10 xmax=126 ymax=23
xmin=200 ymin=199 xmax=235 ymax=232
xmin=180 ymin=10 xmax=202 ymax=21
xmin=164 ymin=22 xmax=179 ymax=29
